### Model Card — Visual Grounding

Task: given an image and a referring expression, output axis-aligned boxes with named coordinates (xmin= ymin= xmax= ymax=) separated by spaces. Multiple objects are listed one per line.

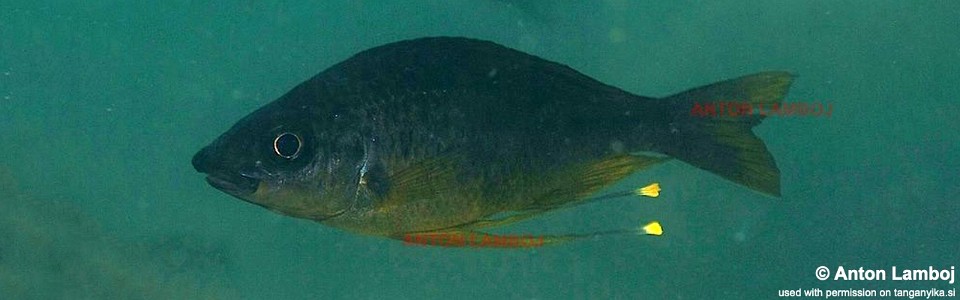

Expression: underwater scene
xmin=1 ymin=1 xmax=957 ymax=299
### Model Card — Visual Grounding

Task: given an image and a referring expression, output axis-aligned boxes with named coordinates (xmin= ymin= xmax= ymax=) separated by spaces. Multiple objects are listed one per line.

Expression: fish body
xmin=192 ymin=37 xmax=791 ymax=240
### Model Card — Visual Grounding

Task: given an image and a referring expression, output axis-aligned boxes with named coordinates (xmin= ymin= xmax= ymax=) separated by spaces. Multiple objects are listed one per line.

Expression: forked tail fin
xmin=656 ymin=72 xmax=794 ymax=197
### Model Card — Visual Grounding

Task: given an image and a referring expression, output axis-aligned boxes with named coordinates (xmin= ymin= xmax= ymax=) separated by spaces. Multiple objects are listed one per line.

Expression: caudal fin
xmin=655 ymin=72 xmax=793 ymax=197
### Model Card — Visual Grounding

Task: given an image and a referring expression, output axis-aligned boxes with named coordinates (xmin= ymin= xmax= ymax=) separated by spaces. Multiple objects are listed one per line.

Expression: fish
xmin=192 ymin=37 xmax=792 ymax=247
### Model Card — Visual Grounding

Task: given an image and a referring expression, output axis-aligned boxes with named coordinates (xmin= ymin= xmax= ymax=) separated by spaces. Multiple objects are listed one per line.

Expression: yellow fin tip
xmin=642 ymin=221 xmax=663 ymax=236
xmin=636 ymin=182 xmax=660 ymax=197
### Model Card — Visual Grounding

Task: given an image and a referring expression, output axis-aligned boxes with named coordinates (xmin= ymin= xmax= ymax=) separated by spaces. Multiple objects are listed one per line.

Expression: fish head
xmin=192 ymin=103 xmax=364 ymax=221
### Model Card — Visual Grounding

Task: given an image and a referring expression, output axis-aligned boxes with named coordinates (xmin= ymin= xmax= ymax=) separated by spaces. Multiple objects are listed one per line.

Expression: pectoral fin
xmin=374 ymin=156 xmax=463 ymax=211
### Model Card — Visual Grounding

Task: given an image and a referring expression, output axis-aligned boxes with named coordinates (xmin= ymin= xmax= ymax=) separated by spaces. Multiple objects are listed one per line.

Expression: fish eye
xmin=273 ymin=132 xmax=302 ymax=159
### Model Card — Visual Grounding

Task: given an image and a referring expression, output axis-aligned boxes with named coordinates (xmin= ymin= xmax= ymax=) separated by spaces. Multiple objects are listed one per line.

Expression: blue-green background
xmin=1 ymin=1 xmax=957 ymax=299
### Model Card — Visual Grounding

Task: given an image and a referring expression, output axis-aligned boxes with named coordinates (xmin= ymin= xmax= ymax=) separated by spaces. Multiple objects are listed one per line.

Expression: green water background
xmin=1 ymin=1 xmax=957 ymax=299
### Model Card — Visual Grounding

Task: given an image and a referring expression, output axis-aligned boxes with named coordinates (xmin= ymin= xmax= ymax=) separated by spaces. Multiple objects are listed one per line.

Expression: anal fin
xmin=523 ymin=153 xmax=670 ymax=211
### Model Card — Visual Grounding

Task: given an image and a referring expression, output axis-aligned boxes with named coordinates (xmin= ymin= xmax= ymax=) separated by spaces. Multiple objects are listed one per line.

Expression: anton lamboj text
xmin=832 ymin=266 xmax=955 ymax=284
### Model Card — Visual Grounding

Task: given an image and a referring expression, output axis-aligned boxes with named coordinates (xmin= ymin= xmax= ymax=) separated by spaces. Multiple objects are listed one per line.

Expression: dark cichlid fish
xmin=192 ymin=37 xmax=792 ymax=246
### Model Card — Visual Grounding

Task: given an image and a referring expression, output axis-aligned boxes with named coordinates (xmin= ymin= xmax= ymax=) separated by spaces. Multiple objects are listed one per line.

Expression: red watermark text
xmin=403 ymin=232 xmax=545 ymax=248
xmin=691 ymin=101 xmax=833 ymax=117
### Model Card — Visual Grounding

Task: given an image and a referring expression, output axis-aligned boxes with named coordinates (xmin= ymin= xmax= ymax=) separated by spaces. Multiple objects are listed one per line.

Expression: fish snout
xmin=192 ymin=145 xmax=261 ymax=196
xmin=192 ymin=146 xmax=215 ymax=174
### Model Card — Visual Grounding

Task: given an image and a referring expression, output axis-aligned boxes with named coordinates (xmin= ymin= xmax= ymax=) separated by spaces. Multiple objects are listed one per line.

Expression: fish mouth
xmin=204 ymin=173 xmax=259 ymax=196
xmin=193 ymin=145 xmax=260 ymax=196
